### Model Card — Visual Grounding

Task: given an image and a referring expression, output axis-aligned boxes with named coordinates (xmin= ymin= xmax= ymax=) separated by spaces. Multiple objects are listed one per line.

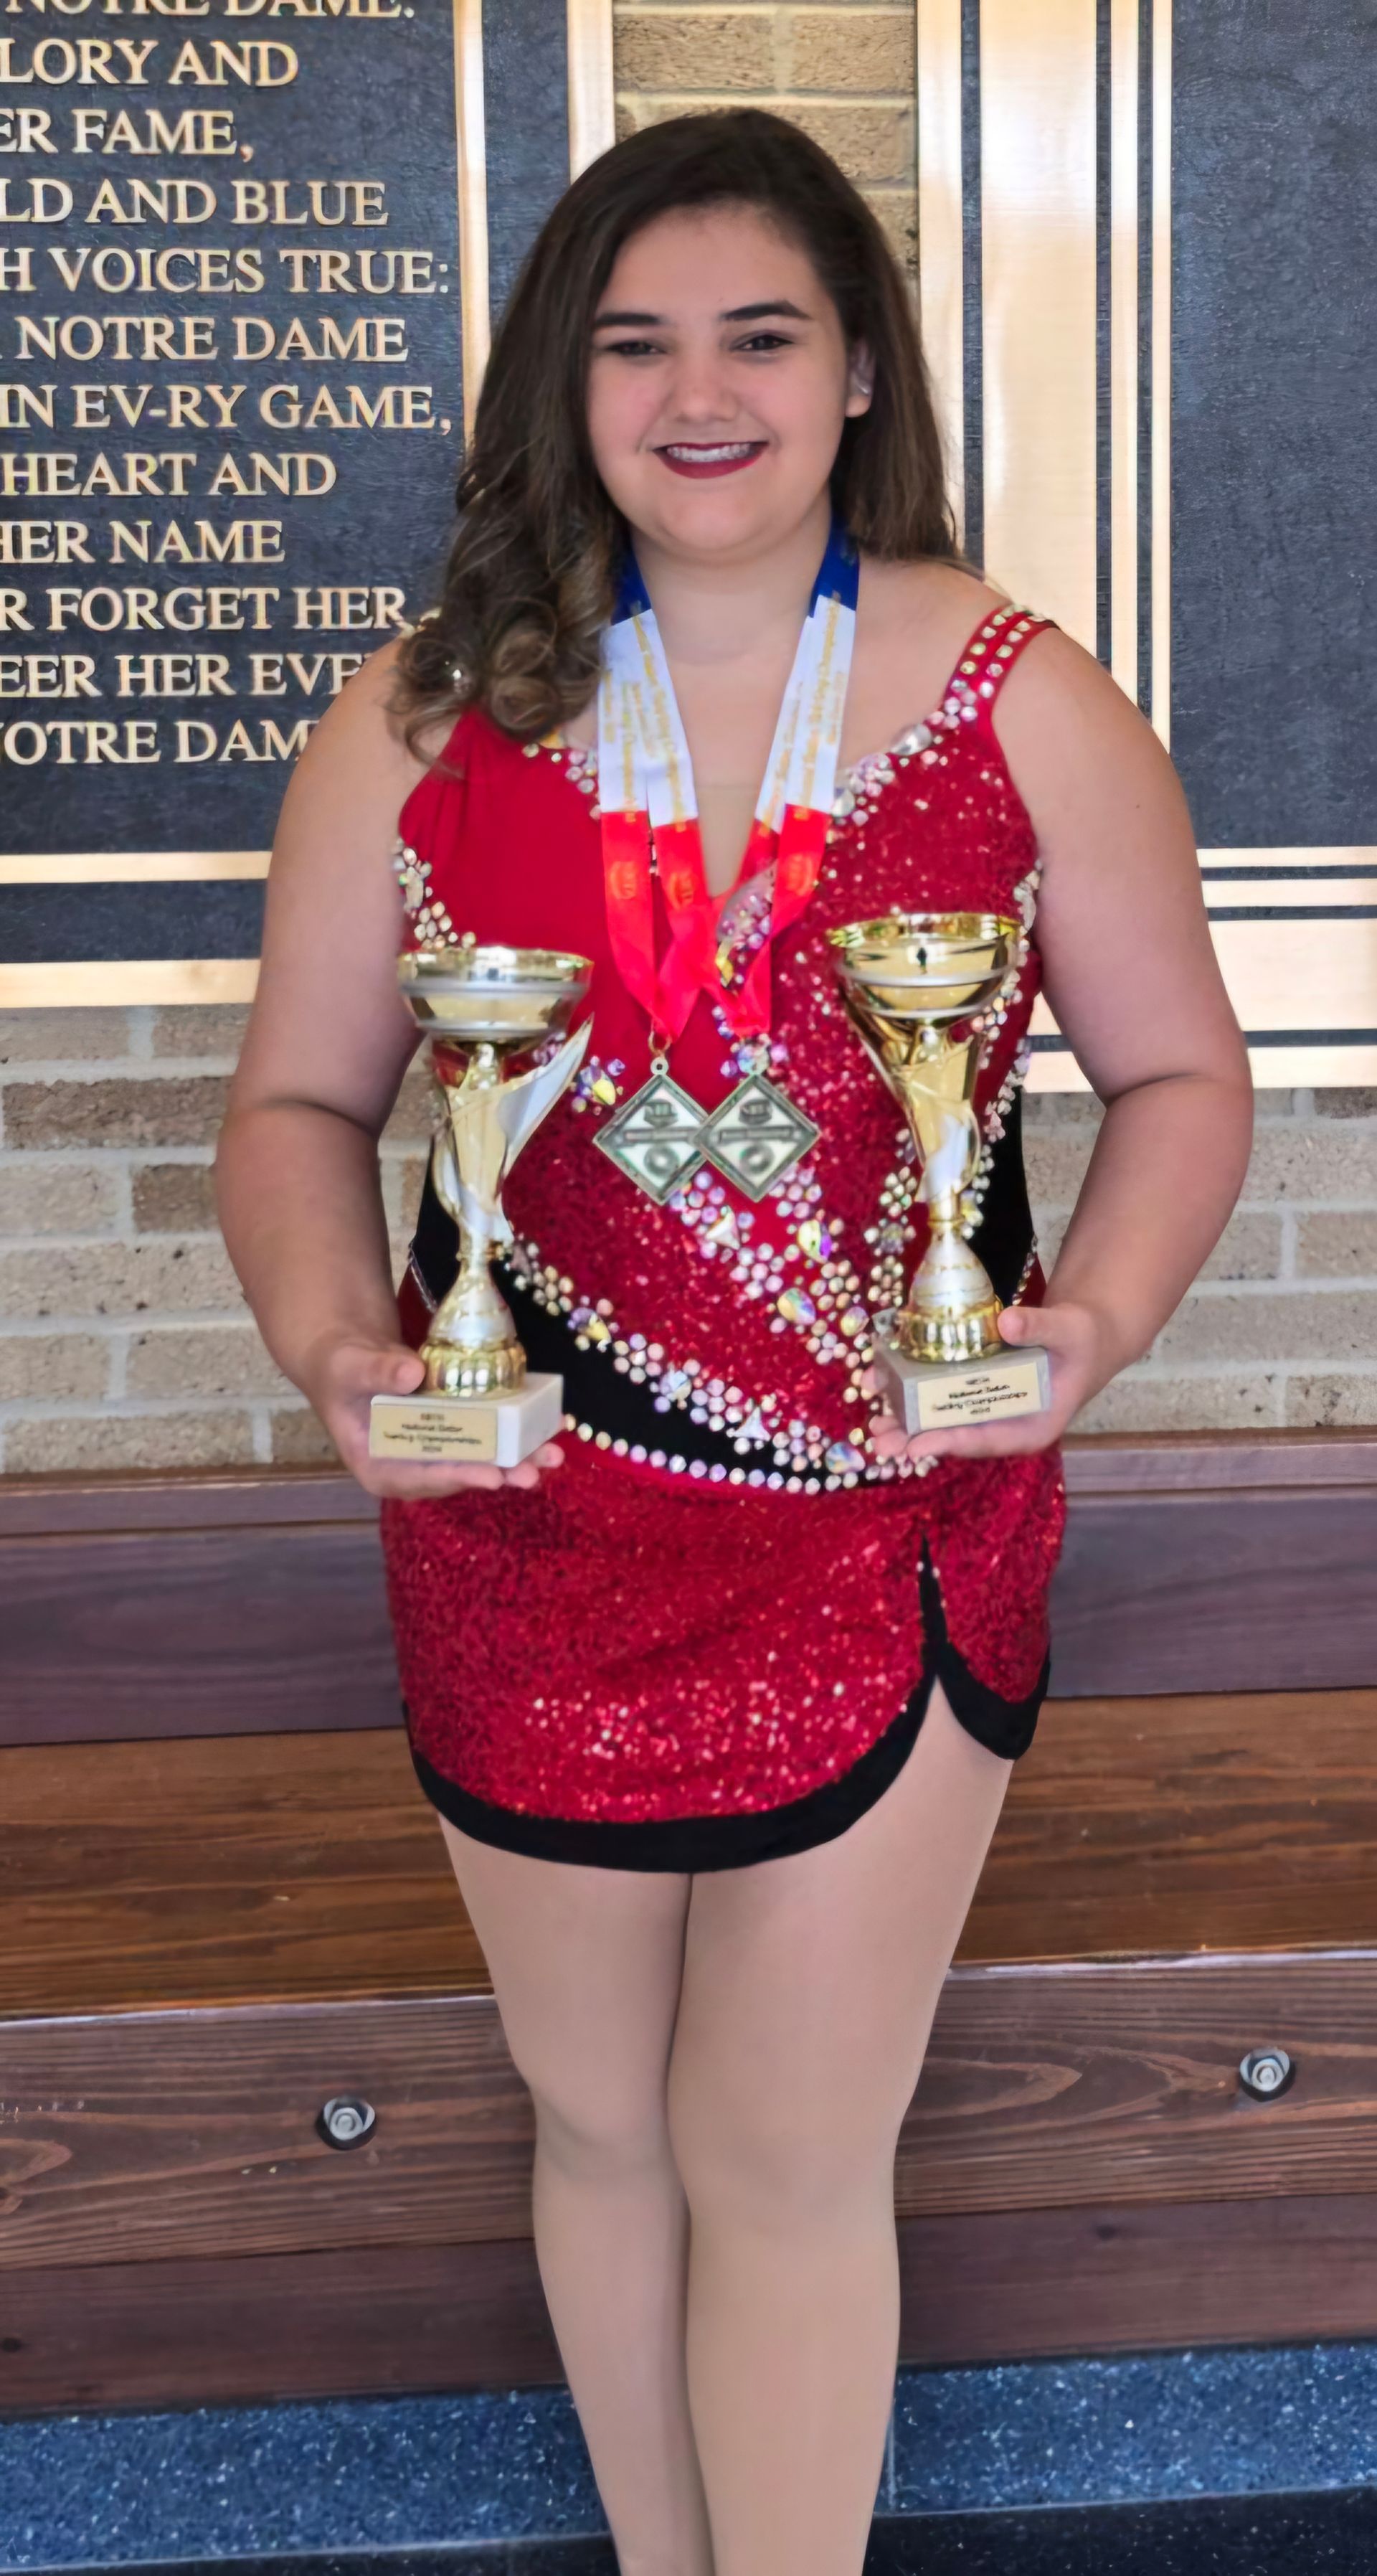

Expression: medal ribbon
xmin=596 ymin=514 xmax=859 ymax=1049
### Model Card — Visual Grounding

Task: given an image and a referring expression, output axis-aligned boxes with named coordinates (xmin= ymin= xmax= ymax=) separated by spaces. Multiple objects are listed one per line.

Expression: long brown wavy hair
xmin=394 ymin=106 xmax=963 ymax=752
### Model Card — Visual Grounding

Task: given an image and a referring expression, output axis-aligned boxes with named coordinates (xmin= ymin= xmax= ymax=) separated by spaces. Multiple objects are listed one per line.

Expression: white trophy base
xmin=369 ymin=1371 xmax=564 ymax=1467
xmin=874 ymin=1339 xmax=1051 ymax=1434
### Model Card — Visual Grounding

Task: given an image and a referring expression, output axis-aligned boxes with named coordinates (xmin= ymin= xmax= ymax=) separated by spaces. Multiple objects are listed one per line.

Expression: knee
xmin=666 ymin=2062 xmax=896 ymax=2238
xmin=519 ymin=2057 xmax=674 ymax=2187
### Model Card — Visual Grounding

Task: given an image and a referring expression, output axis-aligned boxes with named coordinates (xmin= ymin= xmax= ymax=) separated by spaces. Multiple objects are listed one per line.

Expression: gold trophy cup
xmin=369 ymin=944 xmax=593 ymax=1466
xmin=828 ymin=912 xmax=1051 ymax=1433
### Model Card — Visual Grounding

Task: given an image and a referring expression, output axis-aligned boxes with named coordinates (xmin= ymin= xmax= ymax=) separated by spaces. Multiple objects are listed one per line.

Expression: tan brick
xmin=381 ymin=1151 xmax=429 ymax=1233
xmin=4 ymin=1410 xmax=255 ymax=1475
xmin=0 ymin=1163 xmax=120 ymax=1237
xmin=0 ymin=1008 xmax=133 ymax=1065
xmin=1023 ymin=1128 xmax=1097 ymax=1207
xmin=1314 ymin=1090 xmax=1377 ymax=1121
xmin=0 ymin=1239 xmax=243 ymax=1321
xmin=1158 ymin=1289 xmax=1377 ymax=1365
xmin=1031 ymin=1209 xmax=1068 ymax=1268
xmin=132 ymin=1162 xmax=218 ymax=1232
xmin=1201 ymin=1213 xmax=1283 ymax=1281
xmin=271 ymin=1404 xmax=341 ymax=1465
xmin=615 ymin=10 xmax=775 ymax=91
xmin=1284 ymin=1374 xmax=1377 ymax=1428
xmin=5 ymin=1075 xmax=228 ymax=1151
xmin=781 ymin=8 xmax=914 ymax=94
xmin=1023 ymin=1093 xmax=1105 ymax=1131
xmin=382 ymin=1062 xmax=438 ymax=1148
xmin=151 ymin=1004 xmax=252 ymax=1060
xmin=625 ymin=90 xmax=913 ymax=180
xmin=862 ymin=187 xmax=917 ymax=274
xmin=0 ymin=1332 xmax=110 ymax=1402
xmin=772 ymin=97 xmax=914 ymax=181
xmin=1295 ymin=1212 xmax=1377 ymax=1278
xmin=125 ymin=1325 xmax=289 ymax=1400
xmin=1072 ymin=1372 xmax=1282 ymax=1434
xmin=1243 ymin=1125 xmax=1377 ymax=1202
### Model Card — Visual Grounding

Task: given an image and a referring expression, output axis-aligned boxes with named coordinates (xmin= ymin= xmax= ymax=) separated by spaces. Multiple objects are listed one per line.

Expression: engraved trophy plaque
xmin=369 ymin=945 xmax=593 ymax=1467
xmin=828 ymin=912 xmax=1051 ymax=1433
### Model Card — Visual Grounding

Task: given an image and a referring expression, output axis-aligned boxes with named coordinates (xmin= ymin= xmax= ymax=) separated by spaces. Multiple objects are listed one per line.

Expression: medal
xmin=593 ymin=514 xmax=858 ymax=1203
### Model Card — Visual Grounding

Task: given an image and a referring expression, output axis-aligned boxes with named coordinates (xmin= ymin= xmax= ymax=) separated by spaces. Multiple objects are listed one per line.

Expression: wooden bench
xmin=4 ymin=1439 xmax=1377 ymax=2415
xmin=7 ymin=1689 xmax=1377 ymax=2412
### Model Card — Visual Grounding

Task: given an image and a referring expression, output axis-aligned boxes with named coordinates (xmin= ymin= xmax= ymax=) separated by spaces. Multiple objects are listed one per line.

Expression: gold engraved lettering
xmin=173 ymin=712 xmax=313 ymax=760
xmin=0 ymin=652 xmax=101 ymax=699
xmin=0 ymin=179 xmax=73 ymax=221
xmin=291 ymin=582 xmax=403 ymax=630
xmin=0 ymin=520 xmax=93 ymax=563
xmin=71 ymin=108 xmax=239 ymax=154
xmin=1 ymin=716 xmax=159 ymax=764
xmin=0 ymin=108 xmax=57 ymax=154
xmin=206 ymin=447 xmax=334 ymax=496
xmin=45 ymin=581 xmax=280 ymax=631
xmin=116 ymin=648 xmax=234 ymax=696
xmin=166 ymin=41 xmax=298 ymax=88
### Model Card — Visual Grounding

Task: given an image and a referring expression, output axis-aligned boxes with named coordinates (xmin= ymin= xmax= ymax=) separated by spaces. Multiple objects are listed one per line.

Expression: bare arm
xmin=215 ymin=646 xmax=559 ymax=1496
xmin=879 ymin=628 xmax=1254 ymax=1463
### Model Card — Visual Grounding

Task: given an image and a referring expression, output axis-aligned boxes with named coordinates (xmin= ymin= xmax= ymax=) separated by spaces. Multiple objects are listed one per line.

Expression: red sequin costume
xmin=381 ymin=600 xmax=1066 ymax=1869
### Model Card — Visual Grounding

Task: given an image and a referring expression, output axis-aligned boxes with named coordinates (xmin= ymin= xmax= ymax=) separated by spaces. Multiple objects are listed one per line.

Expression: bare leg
xmin=665 ymin=1683 xmax=1013 ymax=2576
xmin=437 ymin=1818 xmax=713 ymax=2576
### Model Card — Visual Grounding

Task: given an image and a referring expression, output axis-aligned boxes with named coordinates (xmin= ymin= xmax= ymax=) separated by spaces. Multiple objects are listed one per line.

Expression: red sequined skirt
xmin=380 ymin=1439 xmax=1065 ymax=1872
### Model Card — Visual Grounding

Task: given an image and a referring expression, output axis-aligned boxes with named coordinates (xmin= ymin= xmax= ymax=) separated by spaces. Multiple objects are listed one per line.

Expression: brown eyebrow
xmin=591 ymin=300 xmax=814 ymax=330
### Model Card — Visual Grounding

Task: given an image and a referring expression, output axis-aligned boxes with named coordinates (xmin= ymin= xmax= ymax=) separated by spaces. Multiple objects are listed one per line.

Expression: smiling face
xmin=585 ymin=200 xmax=872 ymax=566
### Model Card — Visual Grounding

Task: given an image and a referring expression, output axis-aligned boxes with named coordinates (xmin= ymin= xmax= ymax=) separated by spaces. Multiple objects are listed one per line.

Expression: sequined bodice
xmin=394 ymin=599 xmax=1054 ymax=1496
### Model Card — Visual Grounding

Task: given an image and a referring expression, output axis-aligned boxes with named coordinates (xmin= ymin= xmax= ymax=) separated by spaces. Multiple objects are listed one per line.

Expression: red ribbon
xmin=600 ymin=800 xmax=828 ymax=1051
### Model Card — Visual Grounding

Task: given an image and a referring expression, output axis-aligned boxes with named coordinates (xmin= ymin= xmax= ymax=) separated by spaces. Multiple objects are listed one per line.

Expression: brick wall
xmin=1 ymin=14 xmax=1372 ymax=1471
xmin=0 ymin=1006 xmax=425 ymax=1473
xmin=2 ymin=1005 xmax=1375 ymax=1470
xmin=613 ymin=2 xmax=919 ymax=274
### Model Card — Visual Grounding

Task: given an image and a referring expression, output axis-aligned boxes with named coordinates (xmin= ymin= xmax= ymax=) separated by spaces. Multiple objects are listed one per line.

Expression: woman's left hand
xmin=867 ymin=1300 xmax=1115 ymax=1465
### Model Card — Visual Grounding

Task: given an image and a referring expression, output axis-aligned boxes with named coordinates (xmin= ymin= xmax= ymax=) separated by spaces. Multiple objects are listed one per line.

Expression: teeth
xmin=664 ymin=443 xmax=757 ymax=463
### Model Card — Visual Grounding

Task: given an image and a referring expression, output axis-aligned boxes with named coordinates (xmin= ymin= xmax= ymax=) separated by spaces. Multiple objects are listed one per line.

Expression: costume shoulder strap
xmin=945 ymin=600 xmax=1057 ymax=716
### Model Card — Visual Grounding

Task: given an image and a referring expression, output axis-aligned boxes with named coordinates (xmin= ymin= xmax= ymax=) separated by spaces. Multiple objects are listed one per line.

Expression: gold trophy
xmin=828 ymin=912 xmax=1051 ymax=1433
xmin=369 ymin=945 xmax=593 ymax=1466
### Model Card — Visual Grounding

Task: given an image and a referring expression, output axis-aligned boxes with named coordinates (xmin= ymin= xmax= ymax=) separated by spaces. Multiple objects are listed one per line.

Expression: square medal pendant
xmin=592 ymin=1068 xmax=708 ymax=1204
xmin=699 ymin=1072 xmax=820 ymax=1202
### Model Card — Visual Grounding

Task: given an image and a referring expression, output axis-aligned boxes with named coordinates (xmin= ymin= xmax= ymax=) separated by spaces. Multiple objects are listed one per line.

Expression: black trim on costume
xmin=918 ymin=1543 xmax=1048 ymax=1763
xmin=967 ymin=1091 xmax=1036 ymax=1307
xmin=410 ymin=1660 xmax=940 ymax=1872
xmin=411 ymin=1170 xmax=811 ymax=1478
xmin=409 ymin=1546 xmax=1048 ymax=1872
xmin=408 ymin=1108 xmax=1036 ymax=1476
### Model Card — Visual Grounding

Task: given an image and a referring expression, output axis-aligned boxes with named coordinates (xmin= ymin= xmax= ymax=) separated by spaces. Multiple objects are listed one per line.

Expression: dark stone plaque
xmin=1172 ymin=0 xmax=1376 ymax=847
xmin=0 ymin=0 xmax=572 ymax=981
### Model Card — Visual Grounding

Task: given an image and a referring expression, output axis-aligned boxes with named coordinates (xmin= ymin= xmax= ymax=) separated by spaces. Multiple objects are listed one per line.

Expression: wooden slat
xmin=0 ymin=2238 xmax=559 ymax=2413
xmin=896 ymin=2190 xmax=1377 ymax=2367
xmin=0 ymin=1730 xmax=474 ymax=2021
xmin=6 ymin=1954 xmax=1377 ymax=2271
xmin=0 ymin=1520 xmax=398 ymax=1743
xmin=5 ymin=1437 xmax=1377 ymax=1745
xmin=10 ymin=2193 xmax=1377 ymax=2412
xmin=9 ymin=1686 xmax=1377 ymax=2022
xmin=1051 ymin=1481 xmax=1377 ymax=1695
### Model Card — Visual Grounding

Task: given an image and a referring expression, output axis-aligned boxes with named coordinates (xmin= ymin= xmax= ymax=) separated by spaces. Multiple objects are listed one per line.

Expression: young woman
xmin=218 ymin=108 xmax=1251 ymax=2576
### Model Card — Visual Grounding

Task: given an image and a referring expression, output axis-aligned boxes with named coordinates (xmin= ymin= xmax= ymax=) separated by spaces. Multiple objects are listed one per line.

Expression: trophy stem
xmin=420 ymin=1057 xmax=526 ymax=1398
xmin=421 ymin=1242 xmax=526 ymax=1399
xmin=895 ymin=1192 xmax=1004 ymax=1365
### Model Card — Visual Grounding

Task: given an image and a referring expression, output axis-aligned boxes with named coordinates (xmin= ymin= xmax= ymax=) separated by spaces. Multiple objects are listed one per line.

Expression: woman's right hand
xmin=301 ymin=1331 xmax=565 ymax=1499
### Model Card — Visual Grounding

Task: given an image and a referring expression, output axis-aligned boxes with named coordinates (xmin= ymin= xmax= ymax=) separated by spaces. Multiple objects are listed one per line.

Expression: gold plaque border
xmin=4 ymin=4 xmax=1372 ymax=1100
